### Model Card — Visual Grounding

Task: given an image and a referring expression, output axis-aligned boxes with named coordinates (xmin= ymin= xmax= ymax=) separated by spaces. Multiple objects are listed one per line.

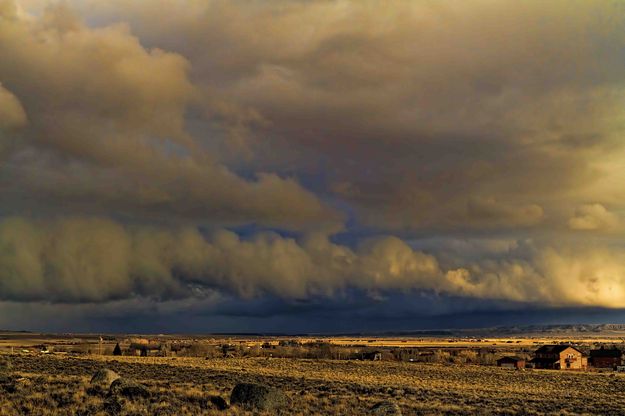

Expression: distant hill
xmin=507 ymin=323 xmax=625 ymax=333
xmin=457 ymin=324 xmax=625 ymax=337
xmin=365 ymin=324 xmax=625 ymax=338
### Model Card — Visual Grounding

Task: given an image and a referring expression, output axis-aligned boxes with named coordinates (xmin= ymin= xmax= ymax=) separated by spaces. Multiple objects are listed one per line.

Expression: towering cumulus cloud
xmin=1 ymin=0 xmax=625 ymax=330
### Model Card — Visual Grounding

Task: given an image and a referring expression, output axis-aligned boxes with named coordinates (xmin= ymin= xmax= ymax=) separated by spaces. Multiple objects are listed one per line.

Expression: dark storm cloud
xmin=2 ymin=293 xmax=625 ymax=334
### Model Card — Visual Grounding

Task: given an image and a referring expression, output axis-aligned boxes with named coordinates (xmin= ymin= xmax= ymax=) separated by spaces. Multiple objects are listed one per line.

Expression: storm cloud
xmin=73 ymin=0 xmax=625 ymax=231
xmin=1 ymin=0 xmax=625 ymax=330
xmin=1 ymin=216 xmax=624 ymax=311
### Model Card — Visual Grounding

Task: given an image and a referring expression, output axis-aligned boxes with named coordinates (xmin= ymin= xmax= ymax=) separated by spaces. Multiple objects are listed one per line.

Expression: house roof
xmin=534 ymin=344 xmax=581 ymax=355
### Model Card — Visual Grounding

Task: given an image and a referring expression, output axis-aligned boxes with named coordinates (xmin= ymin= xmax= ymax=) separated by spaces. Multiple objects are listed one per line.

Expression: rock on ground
xmin=209 ymin=395 xmax=229 ymax=410
xmin=370 ymin=400 xmax=402 ymax=415
xmin=109 ymin=378 xmax=150 ymax=400
xmin=230 ymin=382 xmax=290 ymax=411
xmin=91 ymin=369 xmax=120 ymax=388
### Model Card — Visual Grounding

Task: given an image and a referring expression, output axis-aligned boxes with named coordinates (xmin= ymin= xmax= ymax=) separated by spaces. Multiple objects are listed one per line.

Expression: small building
xmin=530 ymin=345 xmax=587 ymax=370
xmin=496 ymin=356 xmax=526 ymax=369
xmin=589 ymin=346 xmax=623 ymax=369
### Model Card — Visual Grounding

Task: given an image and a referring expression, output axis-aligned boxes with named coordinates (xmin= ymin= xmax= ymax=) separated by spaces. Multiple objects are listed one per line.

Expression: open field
xmin=314 ymin=337 xmax=625 ymax=348
xmin=2 ymin=329 xmax=625 ymax=414
xmin=2 ymin=352 xmax=625 ymax=415
xmin=2 ymin=331 xmax=625 ymax=353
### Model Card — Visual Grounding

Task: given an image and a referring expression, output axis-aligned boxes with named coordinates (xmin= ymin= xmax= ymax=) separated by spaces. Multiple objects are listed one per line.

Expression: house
xmin=496 ymin=356 xmax=525 ymax=369
xmin=589 ymin=346 xmax=623 ymax=369
xmin=530 ymin=345 xmax=587 ymax=370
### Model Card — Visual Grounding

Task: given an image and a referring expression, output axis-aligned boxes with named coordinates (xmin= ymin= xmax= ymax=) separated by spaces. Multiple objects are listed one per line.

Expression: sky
xmin=1 ymin=0 xmax=625 ymax=333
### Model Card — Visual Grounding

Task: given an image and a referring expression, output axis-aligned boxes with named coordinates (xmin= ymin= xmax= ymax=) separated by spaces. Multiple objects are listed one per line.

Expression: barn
xmin=589 ymin=346 xmax=623 ymax=369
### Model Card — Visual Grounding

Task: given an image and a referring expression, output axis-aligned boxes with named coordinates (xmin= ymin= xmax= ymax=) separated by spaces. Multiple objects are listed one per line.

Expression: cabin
xmin=496 ymin=356 xmax=525 ymax=369
xmin=589 ymin=346 xmax=623 ymax=369
xmin=530 ymin=345 xmax=587 ymax=370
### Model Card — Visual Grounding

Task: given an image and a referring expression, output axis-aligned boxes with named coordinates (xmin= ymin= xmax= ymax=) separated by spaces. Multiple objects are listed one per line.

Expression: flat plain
xmin=2 ymin=351 xmax=625 ymax=415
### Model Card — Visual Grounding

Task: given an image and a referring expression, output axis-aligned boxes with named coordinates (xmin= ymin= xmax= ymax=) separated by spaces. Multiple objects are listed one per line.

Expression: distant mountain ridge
xmin=360 ymin=324 xmax=625 ymax=338
xmin=483 ymin=324 xmax=625 ymax=334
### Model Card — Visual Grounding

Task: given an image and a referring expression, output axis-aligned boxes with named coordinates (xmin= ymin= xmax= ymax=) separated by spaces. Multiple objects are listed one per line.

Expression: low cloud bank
xmin=1 ymin=217 xmax=624 ymax=309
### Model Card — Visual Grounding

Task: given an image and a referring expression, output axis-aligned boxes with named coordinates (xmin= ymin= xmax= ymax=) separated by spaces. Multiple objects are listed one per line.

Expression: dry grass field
xmin=310 ymin=337 xmax=625 ymax=348
xmin=1 ymin=352 xmax=625 ymax=415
